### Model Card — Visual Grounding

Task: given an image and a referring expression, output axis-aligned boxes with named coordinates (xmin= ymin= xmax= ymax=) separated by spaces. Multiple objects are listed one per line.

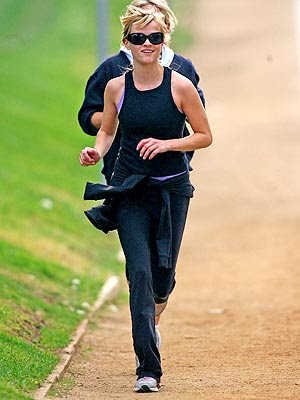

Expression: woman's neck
xmin=132 ymin=62 xmax=164 ymax=91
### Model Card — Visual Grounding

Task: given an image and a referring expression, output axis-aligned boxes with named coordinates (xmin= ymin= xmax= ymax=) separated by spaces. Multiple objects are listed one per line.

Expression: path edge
xmin=33 ymin=275 xmax=120 ymax=400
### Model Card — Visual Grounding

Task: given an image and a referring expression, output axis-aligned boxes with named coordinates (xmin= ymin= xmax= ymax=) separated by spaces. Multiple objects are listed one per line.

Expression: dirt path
xmin=50 ymin=1 xmax=300 ymax=399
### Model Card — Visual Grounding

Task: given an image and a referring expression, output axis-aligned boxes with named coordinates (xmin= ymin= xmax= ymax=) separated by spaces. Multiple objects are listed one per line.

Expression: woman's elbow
xmin=196 ymin=131 xmax=213 ymax=149
xmin=205 ymin=132 xmax=213 ymax=147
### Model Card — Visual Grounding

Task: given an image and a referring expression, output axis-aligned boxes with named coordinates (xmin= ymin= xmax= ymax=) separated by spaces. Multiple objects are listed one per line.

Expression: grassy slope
xmin=0 ymin=1 xmax=126 ymax=398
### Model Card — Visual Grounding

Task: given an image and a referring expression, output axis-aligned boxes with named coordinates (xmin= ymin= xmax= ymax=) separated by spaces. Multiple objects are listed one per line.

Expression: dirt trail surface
xmin=51 ymin=1 xmax=300 ymax=399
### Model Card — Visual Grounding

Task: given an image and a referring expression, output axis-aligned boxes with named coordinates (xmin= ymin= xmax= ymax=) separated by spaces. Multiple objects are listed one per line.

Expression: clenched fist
xmin=79 ymin=147 xmax=101 ymax=166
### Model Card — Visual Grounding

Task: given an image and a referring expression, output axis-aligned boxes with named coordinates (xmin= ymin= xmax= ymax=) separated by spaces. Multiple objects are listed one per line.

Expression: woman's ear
xmin=123 ymin=38 xmax=130 ymax=50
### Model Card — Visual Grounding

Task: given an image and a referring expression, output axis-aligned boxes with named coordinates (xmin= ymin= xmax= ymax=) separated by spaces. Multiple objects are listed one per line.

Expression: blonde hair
xmin=120 ymin=4 xmax=174 ymax=45
xmin=129 ymin=0 xmax=177 ymax=33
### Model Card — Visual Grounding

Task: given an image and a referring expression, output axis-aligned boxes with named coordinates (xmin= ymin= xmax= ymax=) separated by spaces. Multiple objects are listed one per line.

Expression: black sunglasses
xmin=126 ymin=32 xmax=164 ymax=45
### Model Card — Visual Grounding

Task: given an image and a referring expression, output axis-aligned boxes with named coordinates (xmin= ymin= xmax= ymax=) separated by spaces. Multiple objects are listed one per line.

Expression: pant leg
xmin=116 ymin=196 xmax=162 ymax=382
xmin=151 ymin=192 xmax=190 ymax=303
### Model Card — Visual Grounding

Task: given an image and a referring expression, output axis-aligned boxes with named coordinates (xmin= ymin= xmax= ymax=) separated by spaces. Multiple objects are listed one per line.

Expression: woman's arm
xmin=137 ymin=77 xmax=212 ymax=160
xmin=79 ymin=79 xmax=119 ymax=166
xmin=170 ymin=78 xmax=212 ymax=150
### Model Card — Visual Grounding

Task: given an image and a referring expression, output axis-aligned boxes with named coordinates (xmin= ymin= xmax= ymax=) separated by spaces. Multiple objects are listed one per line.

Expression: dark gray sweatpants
xmin=116 ymin=185 xmax=190 ymax=382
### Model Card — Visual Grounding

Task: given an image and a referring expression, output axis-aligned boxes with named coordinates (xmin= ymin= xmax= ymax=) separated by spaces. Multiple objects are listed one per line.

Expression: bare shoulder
xmin=105 ymin=75 xmax=125 ymax=96
xmin=171 ymin=69 xmax=195 ymax=93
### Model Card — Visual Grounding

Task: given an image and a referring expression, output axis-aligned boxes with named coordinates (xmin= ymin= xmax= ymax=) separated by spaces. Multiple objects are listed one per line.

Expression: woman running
xmin=80 ymin=4 xmax=212 ymax=393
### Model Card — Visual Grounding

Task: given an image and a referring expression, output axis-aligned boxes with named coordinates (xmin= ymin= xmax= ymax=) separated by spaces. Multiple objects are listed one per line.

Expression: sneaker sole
xmin=134 ymin=384 xmax=160 ymax=392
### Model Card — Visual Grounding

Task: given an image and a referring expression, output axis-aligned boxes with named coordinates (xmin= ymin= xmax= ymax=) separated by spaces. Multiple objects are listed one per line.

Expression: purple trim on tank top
xmin=117 ymin=89 xmax=125 ymax=114
xmin=150 ymin=170 xmax=186 ymax=181
xmin=117 ymin=87 xmax=183 ymax=114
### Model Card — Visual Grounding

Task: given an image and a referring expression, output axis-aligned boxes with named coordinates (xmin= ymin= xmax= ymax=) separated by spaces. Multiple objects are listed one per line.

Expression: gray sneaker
xmin=135 ymin=325 xmax=162 ymax=367
xmin=133 ymin=377 xmax=160 ymax=392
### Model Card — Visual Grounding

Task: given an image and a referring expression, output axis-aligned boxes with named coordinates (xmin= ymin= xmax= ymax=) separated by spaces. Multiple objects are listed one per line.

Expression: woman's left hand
xmin=136 ymin=138 xmax=169 ymax=160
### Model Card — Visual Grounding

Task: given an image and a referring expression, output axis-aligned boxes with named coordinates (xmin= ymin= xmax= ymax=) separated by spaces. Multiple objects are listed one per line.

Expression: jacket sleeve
xmin=184 ymin=60 xmax=205 ymax=165
xmin=171 ymin=54 xmax=206 ymax=109
xmin=187 ymin=59 xmax=206 ymax=109
xmin=171 ymin=55 xmax=206 ymax=165
xmin=78 ymin=64 xmax=107 ymax=136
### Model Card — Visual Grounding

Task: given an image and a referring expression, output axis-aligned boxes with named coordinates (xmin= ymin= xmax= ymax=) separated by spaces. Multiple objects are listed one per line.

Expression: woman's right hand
xmin=79 ymin=147 xmax=101 ymax=166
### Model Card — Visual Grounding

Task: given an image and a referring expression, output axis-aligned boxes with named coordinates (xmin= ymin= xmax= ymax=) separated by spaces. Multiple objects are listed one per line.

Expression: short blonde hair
xmin=129 ymin=0 xmax=177 ymax=33
xmin=120 ymin=5 xmax=173 ymax=45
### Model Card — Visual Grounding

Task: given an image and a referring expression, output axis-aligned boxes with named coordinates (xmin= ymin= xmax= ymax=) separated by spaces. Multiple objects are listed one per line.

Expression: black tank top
xmin=113 ymin=67 xmax=188 ymax=180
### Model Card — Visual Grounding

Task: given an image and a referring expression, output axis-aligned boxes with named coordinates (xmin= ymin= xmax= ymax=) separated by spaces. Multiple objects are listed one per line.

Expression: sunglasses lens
xmin=149 ymin=32 xmax=164 ymax=44
xmin=128 ymin=33 xmax=147 ymax=45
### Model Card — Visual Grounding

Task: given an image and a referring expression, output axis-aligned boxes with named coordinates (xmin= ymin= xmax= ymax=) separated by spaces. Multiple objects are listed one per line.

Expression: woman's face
xmin=124 ymin=20 xmax=165 ymax=65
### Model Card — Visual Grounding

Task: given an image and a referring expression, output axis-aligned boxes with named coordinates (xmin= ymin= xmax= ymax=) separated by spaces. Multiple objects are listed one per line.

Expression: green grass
xmin=0 ymin=1 xmax=194 ymax=398
xmin=0 ymin=240 xmax=109 ymax=350
xmin=0 ymin=1 xmax=126 ymax=399
xmin=0 ymin=332 xmax=58 ymax=391
xmin=0 ymin=383 xmax=33 ymax=400
xmin=171 ymin=0 xmax=195 ymax=51
xmin=109 ymin=0 xmax=130 ymax=51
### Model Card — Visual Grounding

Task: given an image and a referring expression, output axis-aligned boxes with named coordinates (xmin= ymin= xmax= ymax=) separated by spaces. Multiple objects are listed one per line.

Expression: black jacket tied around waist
xmin=83 ymin=172 xmax=194 ymax=269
